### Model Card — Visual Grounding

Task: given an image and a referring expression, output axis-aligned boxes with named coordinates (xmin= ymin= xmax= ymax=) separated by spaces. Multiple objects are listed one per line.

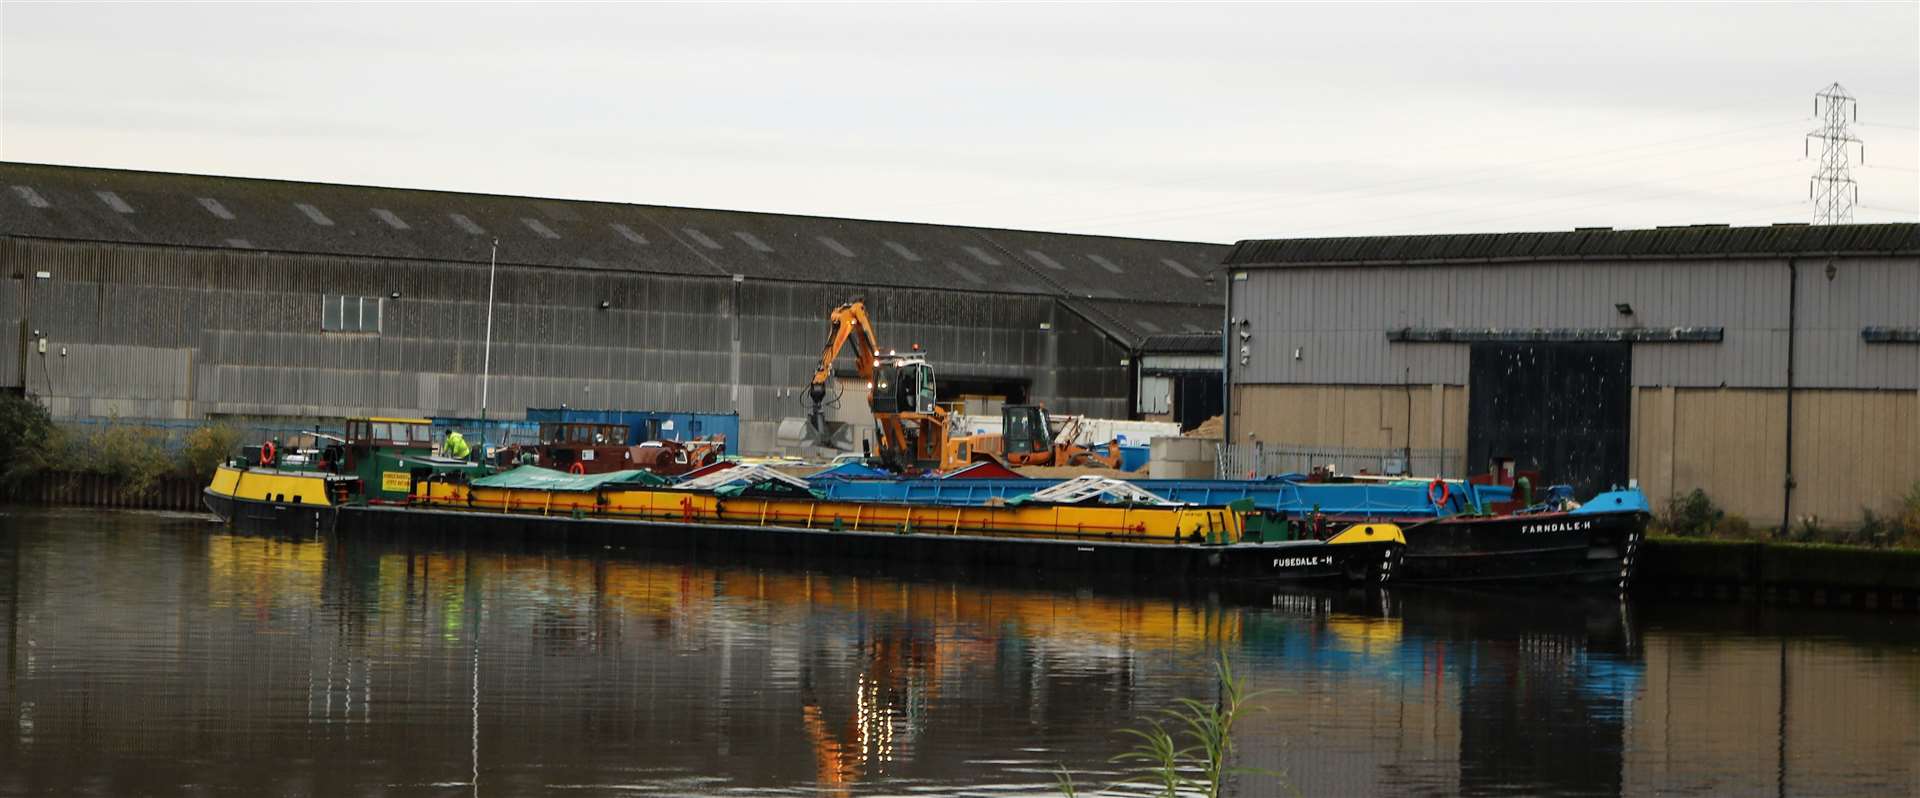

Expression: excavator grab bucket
xmin=802 ymin=404 xmax=835 ymax=448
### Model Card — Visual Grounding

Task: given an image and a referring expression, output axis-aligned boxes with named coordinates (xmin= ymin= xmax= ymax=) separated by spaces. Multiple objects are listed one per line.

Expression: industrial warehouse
xmin=4 ymin=160 xmax=1917 ymax=529
xmin=0 ymin=161 xmax=1227 ymax=454
xmin=1222 ymin=223 xmax=1920 ymax=527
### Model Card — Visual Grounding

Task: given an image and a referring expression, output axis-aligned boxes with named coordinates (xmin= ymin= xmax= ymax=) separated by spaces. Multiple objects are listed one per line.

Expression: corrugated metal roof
xmin=1224 ymin=223 xmax=1920 ymax=268
xmin=1059 ymin=298 xmax=1221 ymax=349
xmin=0 ymin=162 xmax=1229 ymax=306
xmin=1138 ymin=333 xmax=1221 ymax=354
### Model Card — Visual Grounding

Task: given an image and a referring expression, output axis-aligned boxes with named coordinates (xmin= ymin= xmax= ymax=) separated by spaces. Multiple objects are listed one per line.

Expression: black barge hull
xmin=1399 ymin=509 xmax=1648 ymax=588
xmin=203 ymin=489 xmax=339 ymax=535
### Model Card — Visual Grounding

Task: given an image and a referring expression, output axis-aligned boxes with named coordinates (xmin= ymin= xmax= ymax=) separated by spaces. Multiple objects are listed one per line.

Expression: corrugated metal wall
xmin=0 ymin=237 xmax=1132 ymax=451
xmin=1231 ymin=383 xmax=1469 ymax=469
xmin=1793 ymin=257 xmax=1920 ymax=390
xmin=1230 ymin=257 xmax=1916 ymax=390
xmin=1226 ymin=253 xmax=1919 ymax=524
xmin=1 ymin=269 xmax=20 ymax=388
xmin=1631 ymin=386 xmax=1920 ymax=525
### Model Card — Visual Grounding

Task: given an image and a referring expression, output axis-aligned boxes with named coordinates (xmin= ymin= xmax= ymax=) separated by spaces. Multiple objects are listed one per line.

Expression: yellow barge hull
xmin=204 ymin=465 xmax=348 ymax=533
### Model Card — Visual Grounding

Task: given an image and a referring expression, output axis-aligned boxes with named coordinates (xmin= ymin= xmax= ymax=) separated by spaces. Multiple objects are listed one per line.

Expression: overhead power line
xmin=1060 ymin=117 xmax=1809 ymax=231
xmin=1298 ymin=159 xmax=1800 ymax=236
xmin=893 ymin=99 xmax=1803 ymax=218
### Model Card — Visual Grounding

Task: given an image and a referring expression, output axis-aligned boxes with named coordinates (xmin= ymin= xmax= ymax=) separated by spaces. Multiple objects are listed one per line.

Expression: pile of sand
xmin=1184 ymin=415 xmax=1225 ymax=439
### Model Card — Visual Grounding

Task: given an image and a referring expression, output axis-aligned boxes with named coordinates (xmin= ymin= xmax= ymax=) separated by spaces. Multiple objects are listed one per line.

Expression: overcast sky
xmin=2 ymin=2 xmax=1915 ymax=243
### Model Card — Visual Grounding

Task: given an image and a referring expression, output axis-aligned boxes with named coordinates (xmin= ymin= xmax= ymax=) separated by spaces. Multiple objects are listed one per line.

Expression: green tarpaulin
xmin=471 ymin=465 xmax=668 ymax=492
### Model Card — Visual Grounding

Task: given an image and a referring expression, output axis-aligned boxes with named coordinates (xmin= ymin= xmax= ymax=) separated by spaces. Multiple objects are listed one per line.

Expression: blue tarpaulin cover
xmin=808 ymin=462 xmax=893 ymax=480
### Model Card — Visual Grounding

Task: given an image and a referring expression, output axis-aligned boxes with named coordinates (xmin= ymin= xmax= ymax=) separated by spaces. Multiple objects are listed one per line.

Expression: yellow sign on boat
xmin=382 ymin=471 xmax=412 ymax=493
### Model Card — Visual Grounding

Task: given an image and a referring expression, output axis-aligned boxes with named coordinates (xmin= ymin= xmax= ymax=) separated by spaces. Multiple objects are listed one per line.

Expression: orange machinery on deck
xmin=802 ymin=300 xmax=963 ymax=474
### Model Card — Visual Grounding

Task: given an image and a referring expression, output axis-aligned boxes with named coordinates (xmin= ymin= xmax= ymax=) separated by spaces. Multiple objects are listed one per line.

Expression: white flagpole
xmin=480 ymin=238 xmax=498 ymax=453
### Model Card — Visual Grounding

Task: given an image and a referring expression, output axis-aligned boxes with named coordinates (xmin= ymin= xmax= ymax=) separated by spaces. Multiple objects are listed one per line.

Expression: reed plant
xmin=1057 ymin=653 xmax=1288 ymax=798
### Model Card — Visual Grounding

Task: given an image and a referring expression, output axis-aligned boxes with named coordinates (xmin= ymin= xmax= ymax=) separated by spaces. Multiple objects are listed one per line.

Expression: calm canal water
xmin=2 ymin=507 xmax=1916 ymax=797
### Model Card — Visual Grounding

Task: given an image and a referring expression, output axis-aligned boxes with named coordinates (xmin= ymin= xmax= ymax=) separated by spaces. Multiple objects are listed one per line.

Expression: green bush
xmin=0 ymin=392 xmax=60 ymax=488
xmin=1664 ymin=489 xmax=1723 ymax=538
xmin=1719 ymin=514 xmax=1760 ymax=541
xmin=1787 ymin=515 xmax=1825 ymax=544
xmin=180 ymin=424 xmax=242 ymax=481
xmin=1891 ymin=482 xmax=1920 ymax=549
xmin=1850 ymin=509 xmax=1895 ymax=549
xmin=72 ymin=415 xmax=175 ymax=497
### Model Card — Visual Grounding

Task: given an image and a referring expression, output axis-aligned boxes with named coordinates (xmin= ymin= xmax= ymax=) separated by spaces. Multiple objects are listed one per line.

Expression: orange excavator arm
xmin=804 ymin=300 xmax=880 ymax=445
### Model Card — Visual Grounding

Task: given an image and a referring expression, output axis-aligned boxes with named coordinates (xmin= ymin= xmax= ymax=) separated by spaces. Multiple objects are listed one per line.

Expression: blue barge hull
xmin=810 ymin=475 xmax=1651 ymax=588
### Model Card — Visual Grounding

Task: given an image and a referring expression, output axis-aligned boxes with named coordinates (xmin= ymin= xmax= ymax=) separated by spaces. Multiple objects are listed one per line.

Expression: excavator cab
xmin=797 ymin=299 xmax=955 ymax=473
xmin=997 ymin=404 xmax=1123 ymax=469
xmin=871 ymin=357 xmax=937 ymax=415
xmin=1001 ymin=405 xmax=1053 ymax=457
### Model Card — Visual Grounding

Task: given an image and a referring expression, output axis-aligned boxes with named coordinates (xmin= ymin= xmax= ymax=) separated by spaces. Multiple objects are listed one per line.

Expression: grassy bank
xmin=1639 ymin=536 xmax=1920 ymax=593
xmin=1655 ymin=486 xmax=1920 ymax=550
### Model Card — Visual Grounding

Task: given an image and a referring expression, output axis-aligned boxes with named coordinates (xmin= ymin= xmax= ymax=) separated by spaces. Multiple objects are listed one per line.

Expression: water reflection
xmin=1 ymin=507 xmax=1916 ymax=796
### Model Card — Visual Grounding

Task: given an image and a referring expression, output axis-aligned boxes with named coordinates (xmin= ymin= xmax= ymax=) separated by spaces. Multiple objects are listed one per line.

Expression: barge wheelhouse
xmin=204 ymin=416 xmax=490 ymax=530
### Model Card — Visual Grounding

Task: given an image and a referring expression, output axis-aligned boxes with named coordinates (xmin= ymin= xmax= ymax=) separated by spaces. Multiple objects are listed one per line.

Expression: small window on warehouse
xmin=322 ymin=295 xmax=384 ymax=333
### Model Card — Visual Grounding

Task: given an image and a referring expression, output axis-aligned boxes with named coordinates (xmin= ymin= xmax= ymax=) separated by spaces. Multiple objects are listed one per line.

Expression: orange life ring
xmin=568 ymin=462 xmax=586 ymax=475
xmin=259 ymin=440 xmax=276 ymax=466
xmin=1427 ymin=478 xmax=1450 ymax=508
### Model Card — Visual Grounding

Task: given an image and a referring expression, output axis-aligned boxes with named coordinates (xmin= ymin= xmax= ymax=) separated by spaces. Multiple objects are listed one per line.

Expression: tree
xmin=0 ymin=392 xmax=59 ymax=488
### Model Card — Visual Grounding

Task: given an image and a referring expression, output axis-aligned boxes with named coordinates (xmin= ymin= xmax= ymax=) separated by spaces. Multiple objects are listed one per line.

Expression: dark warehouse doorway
xmin=1170 ymin=373 xmax=1223 ymax=432
xmin=1466 ymin=343 xmax=1631 ymax=499
xmin=936 ymin=376 xmax=1029 ymax=406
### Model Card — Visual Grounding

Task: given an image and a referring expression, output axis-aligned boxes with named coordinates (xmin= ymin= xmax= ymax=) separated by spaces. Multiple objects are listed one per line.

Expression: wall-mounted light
xmin=389 ymin=291 xmax=402 ymax=300
xmin=33 ymin=271 xmax=51 ymax=279
xmin=599 ymin=300 xmax=612 ymax=310
xmin=1614 ymin=303 xmax=1634 ymax=316
xmin=1293 ymin=347 xmax=1303 ymax=360
xmin=1038 ymin=322 xmax=1053 ymax=331
xmin=1825 ymin=262 xmax=1838 ymax=281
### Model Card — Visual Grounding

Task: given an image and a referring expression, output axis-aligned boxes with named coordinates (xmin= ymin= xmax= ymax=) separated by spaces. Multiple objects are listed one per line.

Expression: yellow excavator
xmin=801 ymin=300 xmax=1127 ymax=474
xmin=997 ymin=405 xmax=1125 ymax=469
xmin=803 ymin=300 xmax=960 ymax=474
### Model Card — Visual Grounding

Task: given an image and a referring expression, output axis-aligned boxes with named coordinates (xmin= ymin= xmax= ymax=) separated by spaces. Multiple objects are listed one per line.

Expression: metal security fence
xmin=1216 ymin=443 xmax=1463 ymax=480
xmin=3 ymin=471 xmax=205 ymax=512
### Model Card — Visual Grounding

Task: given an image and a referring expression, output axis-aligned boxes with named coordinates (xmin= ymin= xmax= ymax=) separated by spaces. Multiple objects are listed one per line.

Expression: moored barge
xmin=205 ymin=465 xmax=1407 ymax=587
xmin=809 ymin=475 xmax=1652 ymax=589
xmin=201 ymin=415 xmax=1640 ymax=589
